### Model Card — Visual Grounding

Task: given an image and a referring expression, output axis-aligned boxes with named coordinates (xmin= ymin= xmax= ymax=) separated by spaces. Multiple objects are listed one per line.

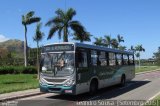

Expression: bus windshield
xmin=41 ymin=52 xmax=74 ymax=77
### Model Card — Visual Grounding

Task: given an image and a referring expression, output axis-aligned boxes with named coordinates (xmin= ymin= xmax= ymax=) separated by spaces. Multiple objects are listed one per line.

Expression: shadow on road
xmin=46 ymin=80 xmax=150 ymax=101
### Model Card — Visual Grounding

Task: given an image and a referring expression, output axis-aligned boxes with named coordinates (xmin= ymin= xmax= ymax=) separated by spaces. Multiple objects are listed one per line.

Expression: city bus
xmin=39 ymin=42 xmax=135 ymax=95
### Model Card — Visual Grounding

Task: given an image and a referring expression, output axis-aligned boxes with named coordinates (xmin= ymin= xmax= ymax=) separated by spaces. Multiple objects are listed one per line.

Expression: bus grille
xmin=49 ymin=88 xmax=61 ymax=92
xmin=44 ymin=78 xmax=66 ymax=83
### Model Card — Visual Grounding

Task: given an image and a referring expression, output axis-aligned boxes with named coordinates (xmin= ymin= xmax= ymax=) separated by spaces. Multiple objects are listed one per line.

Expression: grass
xmin=135 ymin=66 xmax=160 ymax=73
xmin=0 ymin=74 xmax=38 ymax=94
xmin=144 ymin=95 xmax=160 ymax=106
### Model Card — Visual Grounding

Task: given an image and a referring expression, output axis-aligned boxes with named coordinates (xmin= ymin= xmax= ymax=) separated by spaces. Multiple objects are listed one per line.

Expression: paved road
xmin=18 ymin=71 xmax=160 ymax=106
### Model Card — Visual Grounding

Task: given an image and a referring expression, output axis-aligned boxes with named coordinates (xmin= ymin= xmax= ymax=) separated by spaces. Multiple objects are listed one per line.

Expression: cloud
xmin=0 ymin=34 xmax=10 ymax=42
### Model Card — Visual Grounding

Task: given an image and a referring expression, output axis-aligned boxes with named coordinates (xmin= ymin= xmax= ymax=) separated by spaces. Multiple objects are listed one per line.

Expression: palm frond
xmin=94 ymin=37 xmax=103 ymax=46
xmin=47 ymin=25 xmax=60 ymax=39
xmin=73 ymin=31 xmax=91 ymax=42
xmin=36 ymin=22 xmax=42 ymax=31
xmin=55 ymin=8 xmax=65 ymax=18
xmin=69 ymin=21 xmax=85 ymax=33
xmin=66 ymin=8 xmax=76 ymax=21
xmin=58 ymin=27 xmax=63 ymax=40
xmin=111 ymin=39 xmax=119 ymax=48
xmin=26 ymin=11 xmax=35 ymax=19
xmin=26 ymin=17 xmax=41 ymax=25
xmin=34 ymin=22 xmax=44 ymax=42
xmin=45 ymin=17 xmax=63 ymax=26
xmin=118 ymin=34 xmax=124 ymax=42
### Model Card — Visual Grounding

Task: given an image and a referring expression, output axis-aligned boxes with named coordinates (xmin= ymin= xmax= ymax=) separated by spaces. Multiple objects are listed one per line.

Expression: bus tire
xmin=120 ymin=74 xmax=126 ymax=87
xmin=89 ymin=79 xmax=98 ymax=95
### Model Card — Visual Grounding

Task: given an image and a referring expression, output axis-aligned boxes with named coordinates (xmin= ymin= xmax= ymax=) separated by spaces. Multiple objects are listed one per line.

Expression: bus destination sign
xmin=43 ymin=44 xmax=74 ymax=52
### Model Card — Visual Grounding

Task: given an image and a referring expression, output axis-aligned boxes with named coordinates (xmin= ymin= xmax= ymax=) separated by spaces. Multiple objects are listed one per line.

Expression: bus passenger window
xmin=123 ymin=54 xmax=128 ymax=65
xmin=129 ymin=55 xmax=134 ymax=65
xmin=99 ymin=52 xmax=107 ymax=66
xmin=116 ymin=54 xmax=122 ymax=65
xmin=91 ymin=50 xmax=97 ymax=66
xmin=109 ymin=53 xmax=116 ymax=66
xmin=78 ymin=51 xmax=88 ymax=67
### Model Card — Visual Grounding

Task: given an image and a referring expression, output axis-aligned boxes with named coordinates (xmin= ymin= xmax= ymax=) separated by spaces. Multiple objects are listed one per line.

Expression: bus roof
xmin=44 ymin=42 xmax=134 ymax=55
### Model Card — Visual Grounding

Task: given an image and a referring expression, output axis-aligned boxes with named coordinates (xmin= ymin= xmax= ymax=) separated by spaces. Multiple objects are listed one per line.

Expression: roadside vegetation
xmin=135 ymin=66 xmax=160 ymax=73
xmin=0 ymin=66 xmax=36 ymax=74
xmin=0 ymin=74 xmax=38 ymax=94
xmin=144 ymin=95 xmax=160 ymax=106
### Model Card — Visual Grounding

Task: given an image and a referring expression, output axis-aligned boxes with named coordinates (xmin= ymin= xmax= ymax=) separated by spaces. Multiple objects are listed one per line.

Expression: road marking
xmin=140 ymin=90 xmax=160 ymax=106
xmin=144 ymin=79 xmax=149 ymax=81
xmin=148 ymin=90 xmax=160 ymax=100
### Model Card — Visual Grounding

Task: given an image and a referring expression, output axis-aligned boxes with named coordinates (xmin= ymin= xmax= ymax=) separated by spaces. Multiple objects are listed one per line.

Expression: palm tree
xmin=22 ymin=11 xmax=41 ymax=67
xmin=94 ymin=37 xmax=103 ymax=46
xmin=104 ymin=35 xmax=112 ymax=48
xmin=118 ymin=46 xmax=127 ymax=51
xmin=117 ymin=34 xmax=124 ymax=44
xmin=33 ymin=22 xmax=44 ymax=79
xmin=72 ymin=32 xmax=92 ymax=43
xmin=46 ymin=8 xmax=87 ymax=42
xmin=111 ymin=38 xmax=119 ymax=49
xmin=135 ymin=44 xmax=145 ymax=67
xmin=135 ymin=52 xmax=140 ymax=66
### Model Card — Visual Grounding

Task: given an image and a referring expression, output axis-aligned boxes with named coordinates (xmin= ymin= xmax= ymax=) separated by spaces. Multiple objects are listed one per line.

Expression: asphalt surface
xmin=4 ymin=71 xmax=160 ymax=106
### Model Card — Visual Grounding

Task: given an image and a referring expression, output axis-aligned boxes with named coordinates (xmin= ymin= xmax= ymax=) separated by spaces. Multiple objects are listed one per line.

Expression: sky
xmin=0 ymin=0 xmax=160 ymax=59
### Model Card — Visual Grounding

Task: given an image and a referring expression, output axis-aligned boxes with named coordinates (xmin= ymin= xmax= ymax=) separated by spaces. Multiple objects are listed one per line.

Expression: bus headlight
xmin=39 ymin=75 xmax=46 ymax=86
xmin=64 ymin=79 xmax=75 ymax=87
xmin=40 ymin=78 xmax=46 ymax=85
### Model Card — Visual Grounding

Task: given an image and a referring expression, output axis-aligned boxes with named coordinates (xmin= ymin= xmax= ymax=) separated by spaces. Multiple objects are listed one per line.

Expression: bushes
xmin=0 ymin=66 xmax=37 ymax=74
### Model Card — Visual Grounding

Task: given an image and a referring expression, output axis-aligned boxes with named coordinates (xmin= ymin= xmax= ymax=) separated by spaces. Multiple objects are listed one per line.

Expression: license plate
xmin=65 ymin=90 xmax=72 ymax=93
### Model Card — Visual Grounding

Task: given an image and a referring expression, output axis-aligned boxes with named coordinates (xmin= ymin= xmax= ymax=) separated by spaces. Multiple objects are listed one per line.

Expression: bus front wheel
xmin=89 ymin=79 xmax=98 ymax=95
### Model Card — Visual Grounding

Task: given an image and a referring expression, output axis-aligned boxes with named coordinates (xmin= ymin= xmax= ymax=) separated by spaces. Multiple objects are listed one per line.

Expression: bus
xmin=39 ymin=42 xmax=135 ymax=95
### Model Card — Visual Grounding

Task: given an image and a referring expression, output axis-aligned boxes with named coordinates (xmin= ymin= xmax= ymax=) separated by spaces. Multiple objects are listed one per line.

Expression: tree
xmin=135 ymin=52 xmax=140 ymax=65
xmin=22 ymin=11 xmax=41 ymax=67
xmin=72 ymin=32 xmax=92 ymax=43
xmin=46 ymin=8 xmax=87 ymax=42
xmin=117 ymin=34 xmax=124 ymax=44
xmin=131 ymin=45 xmax=135 ymax=51
xmin=153 ymin=47 xmax=160 ymax=66
xmin=135 ymin=44 xmax=145 ymax=67
xmin=118 ymin=46 xmax=127 ymax=51
xmin=111 ymin=38 xmax=119 ymax=49
xmin=103 ymin=35 xmax=112 ymax=48
xmin=33 ymin=22 xmax=44 ymax=79
xmin=94 ymin=37 xmax=103 ymax=46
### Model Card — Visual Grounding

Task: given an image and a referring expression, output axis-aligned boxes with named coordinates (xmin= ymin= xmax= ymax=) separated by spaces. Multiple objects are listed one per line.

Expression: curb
xmin=136 ymin=69 xmax=160 ymax=75
xmin=0 ymin=92 xmax=44 ymax=102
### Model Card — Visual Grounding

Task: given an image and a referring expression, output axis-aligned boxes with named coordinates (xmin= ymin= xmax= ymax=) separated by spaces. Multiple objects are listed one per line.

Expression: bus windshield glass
xmin=41 ymin=52 xmax=74 ymax=77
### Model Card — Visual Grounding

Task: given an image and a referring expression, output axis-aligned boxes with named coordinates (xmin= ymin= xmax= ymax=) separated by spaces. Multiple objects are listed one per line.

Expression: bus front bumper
xmin=40 ymin=84 xmax=76 ymax=95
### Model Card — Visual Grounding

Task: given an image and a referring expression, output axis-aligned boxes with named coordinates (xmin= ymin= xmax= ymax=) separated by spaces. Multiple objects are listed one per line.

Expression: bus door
xmin=76 ymin=49 xmax=89 ymax=84
xmin=90 ymin=50 xmax=98 ymax=76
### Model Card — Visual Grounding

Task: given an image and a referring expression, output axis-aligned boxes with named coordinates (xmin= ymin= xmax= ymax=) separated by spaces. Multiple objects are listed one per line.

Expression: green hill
xmin=0 ymin=39 xmax=24 ymax=58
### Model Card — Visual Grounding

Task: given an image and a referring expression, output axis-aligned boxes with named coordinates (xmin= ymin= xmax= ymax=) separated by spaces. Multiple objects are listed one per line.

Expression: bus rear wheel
xmin=89 ymin=79 xmax=98 ymax=95
xmin=120 ymin=75 xmax=126 ymax=87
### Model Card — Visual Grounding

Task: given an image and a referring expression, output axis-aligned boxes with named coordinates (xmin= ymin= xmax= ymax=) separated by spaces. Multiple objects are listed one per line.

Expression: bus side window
xmin=91 ymin=50 xmax=98 ymax=66
xmin=129 ymin=55 xmax=134 ymax=65
xmin=116 ymin=54 xmax=122 ymax=65
xmin=77 ymin=50 xmax=88 ymax=67
xmin=109 ymin=53 xmax=116 ymax=66
xmin=99 ymin=51 xmax=107 ymax=66
xmin=123 ymin=54 xmax=128 ymax=65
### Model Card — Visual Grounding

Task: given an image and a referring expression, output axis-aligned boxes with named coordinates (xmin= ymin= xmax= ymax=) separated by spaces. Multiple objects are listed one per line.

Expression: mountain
xmin=0 ymin=39 xmax=24 ymax=58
